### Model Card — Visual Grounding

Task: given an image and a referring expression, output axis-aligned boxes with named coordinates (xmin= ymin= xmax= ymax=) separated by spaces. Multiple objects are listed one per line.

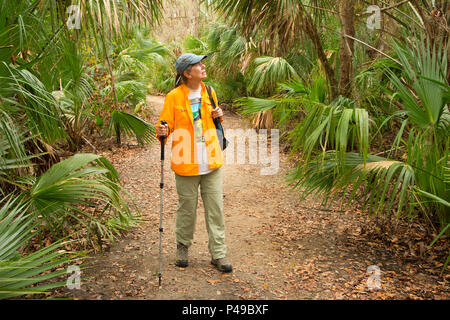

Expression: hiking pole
xmin=158 ymin=120 xmax=167 ymax=287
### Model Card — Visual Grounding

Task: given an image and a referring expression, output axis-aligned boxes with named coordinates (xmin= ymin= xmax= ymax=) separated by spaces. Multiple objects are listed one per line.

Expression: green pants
xmin=174 ymin=166 xmax=226 ymax=260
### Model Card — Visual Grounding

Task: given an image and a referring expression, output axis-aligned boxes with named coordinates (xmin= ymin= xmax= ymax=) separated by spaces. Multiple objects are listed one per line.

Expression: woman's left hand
xmin=212 ymin=107 xmax=223 ymax=119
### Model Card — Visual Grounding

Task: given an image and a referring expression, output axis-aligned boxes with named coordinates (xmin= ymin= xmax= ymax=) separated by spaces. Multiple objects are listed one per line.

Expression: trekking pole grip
xmin=159 ymin=120 xmax=167 ymax=161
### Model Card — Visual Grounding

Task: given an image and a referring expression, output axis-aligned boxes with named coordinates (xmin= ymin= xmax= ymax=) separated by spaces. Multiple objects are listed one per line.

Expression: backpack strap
xmin=205 ymin=85 xmax=228 ymax=150
xmin=205 ymin=85 xmax=217 ymax=109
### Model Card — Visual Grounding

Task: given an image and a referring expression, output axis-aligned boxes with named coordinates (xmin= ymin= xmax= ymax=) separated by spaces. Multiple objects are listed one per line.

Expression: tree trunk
xmin=98 ymin=26 xmax=121 ymax=146
xmin=338 ymin=0 xmax=356 ymax=99
xmin=299 ymin=5 xmax=338 ymax=100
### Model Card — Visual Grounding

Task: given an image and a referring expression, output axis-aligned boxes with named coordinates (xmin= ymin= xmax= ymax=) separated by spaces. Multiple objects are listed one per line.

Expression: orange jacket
xmin=155 ymin=82 xmax=224 ymax=176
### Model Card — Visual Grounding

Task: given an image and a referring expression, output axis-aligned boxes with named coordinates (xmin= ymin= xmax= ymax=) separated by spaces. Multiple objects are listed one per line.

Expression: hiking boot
xmin=175 ymin=242 xmax=188 ymax=267
xmin=211 ymin=257 xmax=233 ymax=273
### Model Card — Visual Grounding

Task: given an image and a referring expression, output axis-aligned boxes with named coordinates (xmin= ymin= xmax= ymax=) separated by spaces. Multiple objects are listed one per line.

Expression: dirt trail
xmin=53 ymin=95 xmax=448 ymax=300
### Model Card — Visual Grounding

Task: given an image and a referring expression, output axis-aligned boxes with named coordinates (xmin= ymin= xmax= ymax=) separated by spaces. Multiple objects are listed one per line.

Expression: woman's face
xmin=184 ymin=61 xmax=207 ymax=81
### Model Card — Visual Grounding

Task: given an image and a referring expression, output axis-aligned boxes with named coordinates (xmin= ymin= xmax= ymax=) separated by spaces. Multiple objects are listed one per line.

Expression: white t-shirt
xmin=188 ymin=88 xmax=213 ymax=175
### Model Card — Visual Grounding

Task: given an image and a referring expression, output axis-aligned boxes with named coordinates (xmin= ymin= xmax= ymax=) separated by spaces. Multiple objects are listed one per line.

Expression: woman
xmin=155 ymin=53 xmax=232 ymax=273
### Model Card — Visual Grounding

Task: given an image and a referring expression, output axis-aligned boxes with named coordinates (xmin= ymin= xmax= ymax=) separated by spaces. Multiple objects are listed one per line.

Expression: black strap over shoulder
xmin=205 ymin=85 xmax=216 ymax=109
xmin=204 ymin=84 xmax=228 ymax=150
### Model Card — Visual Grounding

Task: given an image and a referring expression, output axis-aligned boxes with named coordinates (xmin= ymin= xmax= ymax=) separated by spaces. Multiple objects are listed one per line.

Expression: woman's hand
xmin=212 ymin=107 xmax=223 ymax=119
xmin=156 ymin=123 xmax=168 ymax=137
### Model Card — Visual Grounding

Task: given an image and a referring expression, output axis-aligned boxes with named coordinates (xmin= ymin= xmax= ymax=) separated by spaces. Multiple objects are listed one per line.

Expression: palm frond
xmin=388 ymin=36 xmax=448 ymax=129
xmin=247 ymin=56 xmax=299 ymax=95
xmin=0 ymin=196 xmax=80 ymax=300
xmin=24 ymin=153 xmax=136 ymax=241
xmin=111 ymin=110 xmax=156 ymax=145
xmin=286 ymin=151 xmax=415 ymax=216
xmin=0 ymin=63 xmax=66 ymax=144
xmin=70 ymin=0 xmax=163 ymax=41
xmin=103 ymin=76 xmax=147 ymax=106
xmin=234 ymin=97 xmax=279 ymax=115
xmin=184 ymin=36 xmax=209 ymax=55
xmin=289 ymin=97 xmax=370 ymax=167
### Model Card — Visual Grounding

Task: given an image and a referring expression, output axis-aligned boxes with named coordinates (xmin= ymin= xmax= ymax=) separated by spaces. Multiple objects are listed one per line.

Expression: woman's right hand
xmin=156 ymin=123 xmax=168 ymax=137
